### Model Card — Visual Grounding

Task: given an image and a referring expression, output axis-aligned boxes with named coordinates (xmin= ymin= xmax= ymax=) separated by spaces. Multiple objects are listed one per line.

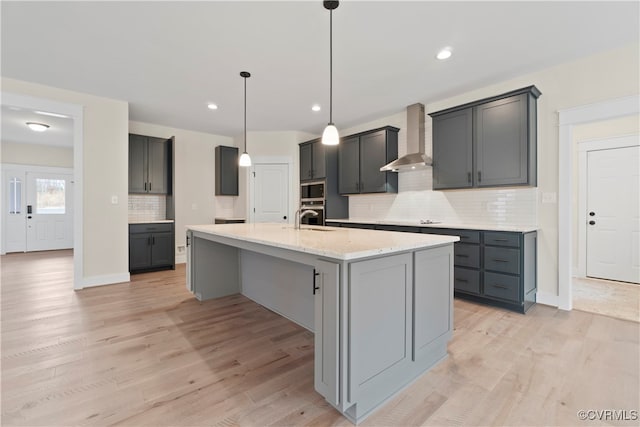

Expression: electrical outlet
xmin=542 ymin=192 xmax=557 ymax=204
xmin=177 ymin=245 xmax=185 ymax=253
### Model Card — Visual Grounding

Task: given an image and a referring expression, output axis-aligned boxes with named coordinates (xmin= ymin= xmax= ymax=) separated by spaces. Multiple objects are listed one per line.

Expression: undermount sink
xmin=284 ymin=226 xmax=332 ymax=232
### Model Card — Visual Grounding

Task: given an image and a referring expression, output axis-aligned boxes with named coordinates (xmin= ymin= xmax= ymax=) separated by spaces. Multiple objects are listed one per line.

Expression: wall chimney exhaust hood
xmin=380 ymin=103 xmax=432 ymax=172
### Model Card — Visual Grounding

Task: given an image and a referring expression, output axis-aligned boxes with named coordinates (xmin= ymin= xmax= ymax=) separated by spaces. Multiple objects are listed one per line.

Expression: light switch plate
xmin=541 ymin=192 xmax=557 ymax=204
xmin=111 ymin=195 xmax=118 ymax=204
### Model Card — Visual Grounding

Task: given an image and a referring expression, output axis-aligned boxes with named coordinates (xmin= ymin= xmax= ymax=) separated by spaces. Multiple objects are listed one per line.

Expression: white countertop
xmin=326 ymin=218 xmax=538 ymax=233
xmin=186 ymin=223 xmax=458 ymax=261
xmin=129 ymin=219 xmax=175 ymax=224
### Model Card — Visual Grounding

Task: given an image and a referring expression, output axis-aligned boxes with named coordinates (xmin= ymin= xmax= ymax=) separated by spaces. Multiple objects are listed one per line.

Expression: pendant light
xmin=321 ymin=1 xmax=339 ymax=145
xmin=239 ymin=71 xmax=252 ymax=167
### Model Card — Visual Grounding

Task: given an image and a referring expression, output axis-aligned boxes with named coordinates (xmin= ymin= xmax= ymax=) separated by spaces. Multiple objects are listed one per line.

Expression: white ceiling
xmin=2 ymin=1 xmax=638 ymax=140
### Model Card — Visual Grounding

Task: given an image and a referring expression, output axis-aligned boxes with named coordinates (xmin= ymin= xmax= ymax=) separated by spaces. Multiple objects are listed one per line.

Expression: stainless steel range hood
xmin=380 ymin=103 xmax=432 ymax=172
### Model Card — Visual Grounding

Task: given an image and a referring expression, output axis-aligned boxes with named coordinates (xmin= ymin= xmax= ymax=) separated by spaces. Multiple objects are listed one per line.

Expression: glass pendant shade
xmin=239 ymin=151 xmax=252 ymax=167
xmin=321 ymin=123 xmax=339 ymax=145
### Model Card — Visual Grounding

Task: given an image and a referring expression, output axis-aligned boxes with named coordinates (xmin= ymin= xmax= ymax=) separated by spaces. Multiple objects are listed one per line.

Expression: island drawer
xmin=483 ymin=272 xmax=519 ymax=302
xmin=129 ymin=223 xmax=173 ymax=234
xmin=484 ymin=246 xmax=520 ymax=275
xmin=452 ymin=229 xmax=480 ymax=244
xmin=454 ymin=243 xmax=480 ymax=268
xmin=484 ymin=231 xmax=520 ymax=248
xmin=454 ymin=267 xmax=480 ymax=294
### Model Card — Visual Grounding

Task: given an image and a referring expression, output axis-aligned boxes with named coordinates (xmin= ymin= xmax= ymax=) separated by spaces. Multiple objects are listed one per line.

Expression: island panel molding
xmin=185 ymin=223 xmax=457 ymax=423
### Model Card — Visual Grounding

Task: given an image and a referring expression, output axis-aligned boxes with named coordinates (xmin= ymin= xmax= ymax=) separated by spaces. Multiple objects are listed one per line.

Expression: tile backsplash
xmin=348 ymin=169 xmax=537 ymax=227
xmin=128 ymin=194 xmax=167 ymax=222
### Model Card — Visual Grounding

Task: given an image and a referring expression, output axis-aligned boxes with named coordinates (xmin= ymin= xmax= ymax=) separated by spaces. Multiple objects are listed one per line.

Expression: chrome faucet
xmin=295 ymin=208 xmax=319 ymax=229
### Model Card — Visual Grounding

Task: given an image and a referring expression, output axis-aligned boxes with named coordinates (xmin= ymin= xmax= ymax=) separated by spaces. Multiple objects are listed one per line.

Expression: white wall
xmin=2 ymin=77 xmax=129 ymax=284
xmin=128 ymin=121 xmax=235 ymax=263
xmin=340 ymin=43 xmax=639 ymax=302
xmin=1 ymin=141 xmax=73 ymax=168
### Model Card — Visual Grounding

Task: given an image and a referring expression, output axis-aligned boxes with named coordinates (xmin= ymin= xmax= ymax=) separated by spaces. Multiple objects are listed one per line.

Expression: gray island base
xmin=185 ymin=223 xmax=458 ymax=424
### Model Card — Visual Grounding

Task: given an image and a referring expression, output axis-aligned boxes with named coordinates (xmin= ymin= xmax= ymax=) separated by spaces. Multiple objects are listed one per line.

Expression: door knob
xmin=283 ymin=215 xmax=287 ymax=220
xmin=589 ymin=212 xmax=595 ymax=216
xmin=589 ymin=220 xmax=596 ymax=225
xmin=27 ymin=216 xmax=32 ymax=219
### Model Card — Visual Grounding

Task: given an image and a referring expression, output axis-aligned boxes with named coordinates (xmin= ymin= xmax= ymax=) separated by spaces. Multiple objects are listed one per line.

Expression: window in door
xmin=36 ymin=178 xmax=66 ymax=214
xmin=8 ymin=177 xmax=22 ymax=214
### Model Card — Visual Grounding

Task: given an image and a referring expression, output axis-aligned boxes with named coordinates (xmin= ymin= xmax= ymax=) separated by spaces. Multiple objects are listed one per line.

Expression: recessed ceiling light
xmin=436 ymin=47 xmax=452 ymax=60
xmin=207 ymin=103 xmax=218 ymax=110
xmin=312 ymin=104 xmax=321 ymax=112
xmin=26 ymin=122 xmax=50 ymax=132
xmin=34 ymin=110 xmax=69 ymax=119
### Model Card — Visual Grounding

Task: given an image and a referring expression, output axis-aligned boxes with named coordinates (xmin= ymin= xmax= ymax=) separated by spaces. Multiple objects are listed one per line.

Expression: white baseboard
xmin=536 ymin=291 xmax=559 ymax=308
xmin=78 ymin=272 xmax=130 ymax=290
xmin=176 ymin=254 xmax=186 ymax=264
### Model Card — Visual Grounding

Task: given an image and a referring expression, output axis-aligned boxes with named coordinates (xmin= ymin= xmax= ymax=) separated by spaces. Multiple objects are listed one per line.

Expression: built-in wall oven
xmin=300 ymin=181 xmax=325 ymax=225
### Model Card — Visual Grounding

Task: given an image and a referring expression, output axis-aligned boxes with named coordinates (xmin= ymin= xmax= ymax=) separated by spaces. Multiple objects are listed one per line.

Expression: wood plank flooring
xmin=573 ymin=276 xmax=639 ymax=323
xmin=1 ymin=250 xmax=638 ymax=426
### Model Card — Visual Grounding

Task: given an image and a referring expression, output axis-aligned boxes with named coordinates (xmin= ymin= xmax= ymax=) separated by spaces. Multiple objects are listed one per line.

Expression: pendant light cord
xmin=329 ymin=8 xmax=333 ymax=125
xmin=244 ymin=75 xmax=247 ymax=152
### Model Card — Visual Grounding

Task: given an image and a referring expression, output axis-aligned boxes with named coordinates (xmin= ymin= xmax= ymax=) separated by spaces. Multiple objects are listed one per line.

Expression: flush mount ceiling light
xmin=436 ymin=47 xmax=453 ymax=60
xmin=26 ymin=122 xmax=50 ymax=132
xmin=321 ymin=0 xmax=340 ymax=146
xmin=207 ymin=103 xmax=218 ymax=110
xmin=238 ymin=71 xmax=252 ymax=167
xmin=312 ymin=104 xmax=321 ymax=112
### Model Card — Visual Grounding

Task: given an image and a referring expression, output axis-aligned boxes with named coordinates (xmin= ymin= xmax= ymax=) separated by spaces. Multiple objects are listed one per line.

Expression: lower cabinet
xmin=331 ymin=221 xmax=537 ymax=313
xmin=129 ymin=223 xmax=175 ymax=273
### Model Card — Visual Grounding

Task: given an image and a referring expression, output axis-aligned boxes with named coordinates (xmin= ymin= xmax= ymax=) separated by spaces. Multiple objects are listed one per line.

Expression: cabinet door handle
xmin=149 ymin=182 xmax=152 ymax=191
xmin=478 ymin=171 xmax=482 ymax=182
xmin=312 ymin=269 xmax=320 ymax=295
xmin=144 ymin=182 xmax=147 ymax=191
xmin=186 ymin=235 xmax=190 ymax=247
xmin=492 ymin=259 xmax=509 ymax=263
xmin=467 ymin=172 xmax=471 ymax=183
xmin=152 ymin=236 xmax=155 ymax=245
xmin=492 ymin=284 xmax=508 ymax=289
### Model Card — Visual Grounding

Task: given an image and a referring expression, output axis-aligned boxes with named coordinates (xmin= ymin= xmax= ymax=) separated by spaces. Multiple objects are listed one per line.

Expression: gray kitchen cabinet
xmin=129 ymin=134 xmax=171 ymax=194
xmin=338 ymin=126 xmax=399 ymax=195
xmin=432 ymin=108 xmax=473 ymax=189
xmin=332 ymin=221 xmax=537 ymax=313
xmin=430 ymin=86 xmax=540 ymax=190
xmin=300 ymin=140 xmax=326 ymax=181
xmin=215 ymin=145 xmax=238 ymax=196
xmin=129 ymin=223 xmax=175 ymax=273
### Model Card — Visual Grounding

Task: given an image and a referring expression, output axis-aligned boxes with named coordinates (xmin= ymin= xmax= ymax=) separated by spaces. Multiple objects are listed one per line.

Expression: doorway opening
xmin=1 ymin=92 xmax=83 ymax=289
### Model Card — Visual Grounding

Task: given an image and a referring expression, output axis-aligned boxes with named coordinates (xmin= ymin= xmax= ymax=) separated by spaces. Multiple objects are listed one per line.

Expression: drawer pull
xmin=492 ymin=259 xmax=509 ymax=263
xmin=460 ymin=235 xmax=470 ymax=239
xmin=492 ymin=284 xmax=508 ymax=289
xmin=492 ymin=239 xmax=509 ymax=242
xmin=455 ymin=254 xmax=469 ymax=258
xmin=455 ymin=278 xmax=468 ymax=283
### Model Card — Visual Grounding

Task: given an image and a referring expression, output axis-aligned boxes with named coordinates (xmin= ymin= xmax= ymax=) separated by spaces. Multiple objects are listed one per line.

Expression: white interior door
xmin=586 ymin=145 xmax=640 ymax=284
xmin=3 ymin=170 xmax=27 ymax=252
xmin=252 ymin=163 xmax=289 ymax=223
xmin=25 ymin=172 xmax=74 ymax=251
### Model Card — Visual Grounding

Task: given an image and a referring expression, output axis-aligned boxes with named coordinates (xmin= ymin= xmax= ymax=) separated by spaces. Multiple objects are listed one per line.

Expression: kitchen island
xmin=186 ymin=223 xmax=458 ymax=424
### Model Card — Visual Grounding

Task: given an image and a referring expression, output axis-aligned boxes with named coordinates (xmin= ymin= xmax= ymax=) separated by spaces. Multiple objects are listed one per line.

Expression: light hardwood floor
xmin=573 ymin=276 xmax=639 ymax=323
xmin=1 ymin=250 xmax=638 ymax=426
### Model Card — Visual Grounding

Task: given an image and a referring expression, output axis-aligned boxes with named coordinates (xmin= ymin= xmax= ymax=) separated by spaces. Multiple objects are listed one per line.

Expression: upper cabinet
xmin=300 ymin=140 xmax=326 ymax=181
xmin=215 ymin=145 xmax=239 ymax=196
xmin=430 ymin=86 xmax=541 ymax=190
xmin=129 ymin=134 xmax=171 ymax=194
xmin=338 ymin=126 xmax=399 ymax=195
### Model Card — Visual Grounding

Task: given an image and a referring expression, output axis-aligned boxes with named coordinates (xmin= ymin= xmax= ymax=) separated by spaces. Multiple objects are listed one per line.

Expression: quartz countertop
xmin=186 ymin=223 xmax=458 ymax=261
xmin=325 ymin=218 xmax=538 ymax=233
xmin=129 ymin=219 xmax=175 ymax=224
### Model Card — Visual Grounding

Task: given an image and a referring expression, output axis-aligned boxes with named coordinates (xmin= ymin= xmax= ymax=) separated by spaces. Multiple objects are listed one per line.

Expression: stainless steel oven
xmin=300 ymin=201 xmax=325 ymax=226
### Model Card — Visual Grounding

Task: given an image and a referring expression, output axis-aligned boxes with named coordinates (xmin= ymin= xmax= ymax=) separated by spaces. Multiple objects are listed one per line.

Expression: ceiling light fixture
xmin=312 ymin=104 xmax=321 ymax=112
xmin=207 ymin=103 xmax=218 ymax=110
xmin=321 ymin=1 xmax=339 ymax=146
xmin=26 ymin=122 xmax=50 ymax=132
xmin=238 ymin=71 xmax=252 ymax=167
xmin=436 ymin=47 xmax=452 ymax=60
